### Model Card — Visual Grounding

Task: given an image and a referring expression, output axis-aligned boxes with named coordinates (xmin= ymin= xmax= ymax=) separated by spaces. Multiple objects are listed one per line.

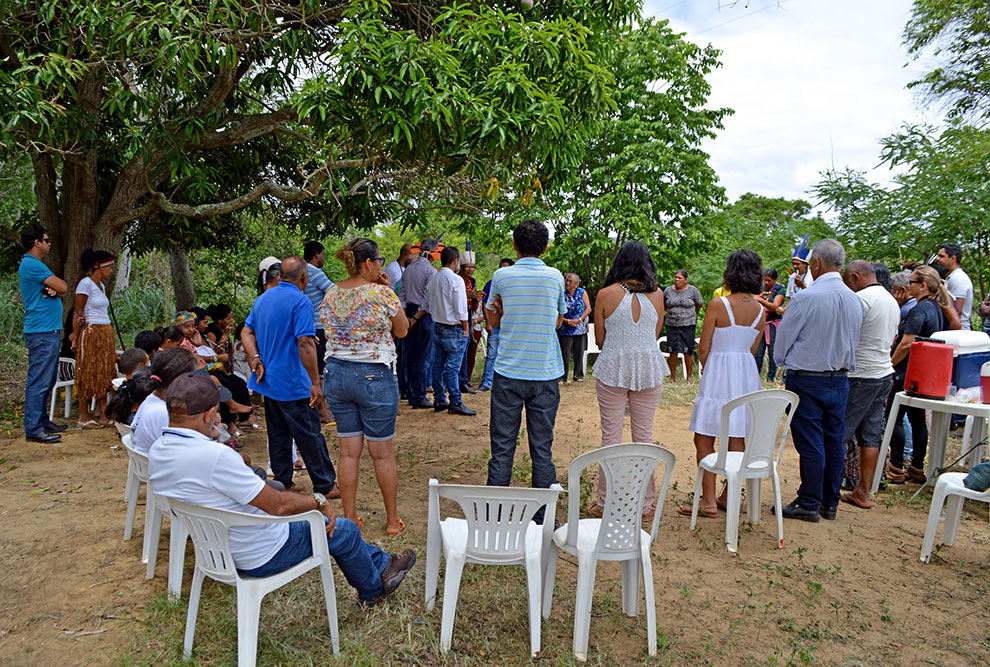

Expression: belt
xmin=789 ymin=369 xmax=848 ymax=377
xmin=436 ymin=322 xmax=459 ymax=329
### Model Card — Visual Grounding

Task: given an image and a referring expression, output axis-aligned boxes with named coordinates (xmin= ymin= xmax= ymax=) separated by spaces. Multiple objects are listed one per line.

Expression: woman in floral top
xmin=320 ymin=238 xmax=409 ymax=536
xmin=557 ymin=273 xmax=592 ymax=382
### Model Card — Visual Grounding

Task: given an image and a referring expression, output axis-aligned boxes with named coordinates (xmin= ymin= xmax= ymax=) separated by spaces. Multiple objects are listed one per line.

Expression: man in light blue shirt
xmin=18 ymin=224 xmax=69 ymax=443
xmin=774 ymin=239 xmax=863 ymax=523
xmin=485 ymin=219 xmax=566 ymax=520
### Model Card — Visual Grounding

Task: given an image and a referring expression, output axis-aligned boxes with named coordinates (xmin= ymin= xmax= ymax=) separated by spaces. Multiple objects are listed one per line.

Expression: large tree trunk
xmin=169 ymin=246 xmax=197 ymax=311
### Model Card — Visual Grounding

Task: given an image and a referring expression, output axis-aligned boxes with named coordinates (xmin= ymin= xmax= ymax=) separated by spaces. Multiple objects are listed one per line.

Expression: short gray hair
xmin=812 ymin=238 xmax=845 ymax=269
xmin=891 ymin=270 xmax=912 ymax=290
xmin=565 ymin=273 xmax=580 ymax=283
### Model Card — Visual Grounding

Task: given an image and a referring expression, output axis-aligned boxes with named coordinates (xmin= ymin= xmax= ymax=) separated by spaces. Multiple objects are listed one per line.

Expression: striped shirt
xmin=488 ymin=257 xmax=566 ymax=381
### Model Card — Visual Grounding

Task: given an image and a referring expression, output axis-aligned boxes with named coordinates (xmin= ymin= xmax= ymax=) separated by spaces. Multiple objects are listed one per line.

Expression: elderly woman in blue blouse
xmin=557 ymin=272 xmax=592 ymax=383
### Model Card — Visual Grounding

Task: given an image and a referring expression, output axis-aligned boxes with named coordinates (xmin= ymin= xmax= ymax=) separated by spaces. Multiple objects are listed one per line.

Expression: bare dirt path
xmin=1 ymin=381 xmax=988 ymax=664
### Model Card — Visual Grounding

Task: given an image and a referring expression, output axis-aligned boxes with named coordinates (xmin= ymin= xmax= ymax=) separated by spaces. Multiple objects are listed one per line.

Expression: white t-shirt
xmin=946 ymin=267 xmax=974 ymax=331
xmin=148 ymin=427 xmax=287 ymax=570
xmin=131 ymin=393 xmax=168 ymax=455
xmin=850 ymin=285 xmax=900 ymax=380
xmin=76 ymin=276 xmax=111 ymax=325
xmin=785 ymin=270 xmax=814 ymax=299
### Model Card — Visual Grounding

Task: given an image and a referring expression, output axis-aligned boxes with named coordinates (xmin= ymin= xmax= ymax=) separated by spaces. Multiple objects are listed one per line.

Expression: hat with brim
xmin=167 ymin=371 xmax=232 ymax=415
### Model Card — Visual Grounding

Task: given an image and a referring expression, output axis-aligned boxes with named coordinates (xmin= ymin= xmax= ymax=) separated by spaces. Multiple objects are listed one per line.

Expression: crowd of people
xmin=15 ymin=218 xmax=989 ymax=605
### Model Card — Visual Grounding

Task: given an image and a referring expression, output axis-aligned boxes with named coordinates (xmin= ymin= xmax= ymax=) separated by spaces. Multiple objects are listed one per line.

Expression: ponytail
xmin=335 ymin=238 xmax=380 ymax=276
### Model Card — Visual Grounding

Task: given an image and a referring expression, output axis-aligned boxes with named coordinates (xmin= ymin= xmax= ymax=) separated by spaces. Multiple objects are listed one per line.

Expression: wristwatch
xmin=314 ymin=492 xmax=327 ymax=510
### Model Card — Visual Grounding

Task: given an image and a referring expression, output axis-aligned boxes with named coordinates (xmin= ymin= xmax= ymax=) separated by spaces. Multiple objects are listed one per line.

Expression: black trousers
xmin=558 ymin=333 xmax=587 ymax=380
xmin=212 ymin=371 xmax=251 ymax=423
xmin=265 ymin=396 xmax=337 ymax=494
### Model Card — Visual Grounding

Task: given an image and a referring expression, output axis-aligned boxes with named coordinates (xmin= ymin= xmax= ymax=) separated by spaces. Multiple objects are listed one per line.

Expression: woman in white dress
xmin=679 ymin=250 xmax=766 ymax=517
xmin=589 ymin=241 xmax=669 ymax=518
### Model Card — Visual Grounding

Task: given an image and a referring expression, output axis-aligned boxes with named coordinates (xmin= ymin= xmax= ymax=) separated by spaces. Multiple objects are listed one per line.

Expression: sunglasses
xmin=909 ymin=279 xmax=924 ymax=284
xmin=40 ymin=237 xmax=51 ymax=244
xmin=373 ymin=257 xmax=385 ymax=265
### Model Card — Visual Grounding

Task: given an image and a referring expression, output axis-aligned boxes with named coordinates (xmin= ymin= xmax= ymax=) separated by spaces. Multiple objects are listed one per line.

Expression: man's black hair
xmin=513 ymin=219 xmax=549 ymax=257
xmin=440 ymin=246 xmax=460 ymax=266
xmin=304 ymin=240 xmax=324 ymax=261
xmin=20 ymin=224 xmax=47 ymax=251
xmin=134 ymin=330 xmax=163 ymax=355
xmin=939 ymin=242 xmax=963 ymax=264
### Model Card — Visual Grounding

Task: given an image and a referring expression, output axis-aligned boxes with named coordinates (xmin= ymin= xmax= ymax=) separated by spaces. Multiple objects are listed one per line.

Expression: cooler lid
xmin=930 ymin=330 xmax=990 ymax=356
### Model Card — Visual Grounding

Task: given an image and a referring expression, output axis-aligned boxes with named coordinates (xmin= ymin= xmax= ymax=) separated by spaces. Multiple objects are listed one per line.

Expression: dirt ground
xmin=1 ymin=380 xmax=989 ymax=665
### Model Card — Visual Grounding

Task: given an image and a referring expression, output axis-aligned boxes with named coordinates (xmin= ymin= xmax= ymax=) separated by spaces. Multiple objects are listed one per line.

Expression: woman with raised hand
xmin=679 ymin=249 xmax=766 ymax=518
xmin=320 ymin=238 xmax=409 ymax=536
xmin=73 ymin=249 xmax=117 ymax=428
xmin=588 ymin=241 xmax=669 ymax=518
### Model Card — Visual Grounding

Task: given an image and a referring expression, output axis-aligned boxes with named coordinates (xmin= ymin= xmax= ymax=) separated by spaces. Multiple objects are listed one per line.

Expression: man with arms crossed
xmin=148 ymin=373 xmax=415 ymax=605
xmin=486 ymin=219 xmax=566 ymax=523
xmin=773 ymin=239 xmax=862 ymax=522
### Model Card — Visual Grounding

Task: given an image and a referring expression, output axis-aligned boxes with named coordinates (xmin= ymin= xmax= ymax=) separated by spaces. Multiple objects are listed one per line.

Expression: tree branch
xmin=0 ymin=223 xmax=19 ymax=245
xmin=183 ymin=108 xmax=298 ymax=151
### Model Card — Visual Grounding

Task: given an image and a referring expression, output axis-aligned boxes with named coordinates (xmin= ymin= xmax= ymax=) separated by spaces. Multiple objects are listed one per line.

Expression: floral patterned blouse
xmin=319 ymin=283 xmax=402 ymax=366
xmin=558 ymin=288 xmax=588 ymax=336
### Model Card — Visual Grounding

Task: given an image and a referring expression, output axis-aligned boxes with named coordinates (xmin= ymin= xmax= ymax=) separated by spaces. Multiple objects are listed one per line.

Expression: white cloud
xmin=642 ymin=0 xmax=937 ymax=207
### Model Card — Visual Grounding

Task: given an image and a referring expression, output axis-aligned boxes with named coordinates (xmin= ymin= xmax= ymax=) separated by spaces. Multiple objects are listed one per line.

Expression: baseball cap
xmin=166 ymin=372 xmax=232 ymax=415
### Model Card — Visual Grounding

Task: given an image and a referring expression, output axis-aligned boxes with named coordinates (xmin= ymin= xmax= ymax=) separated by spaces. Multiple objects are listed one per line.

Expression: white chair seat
xmin=920 ymin=472 xmax=990 ymax=562
xmin=699 ymin=451 xmax=770 ymax=472
xmin=552 ymin=520 xmax=651 ymax=556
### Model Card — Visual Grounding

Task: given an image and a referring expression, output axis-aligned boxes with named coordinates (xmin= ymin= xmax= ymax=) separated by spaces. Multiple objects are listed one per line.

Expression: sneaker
xmin=361 ymin=549 xmax=417 ymax=606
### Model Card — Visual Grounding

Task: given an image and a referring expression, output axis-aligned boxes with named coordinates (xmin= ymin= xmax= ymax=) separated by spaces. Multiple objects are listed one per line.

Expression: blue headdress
xmin=792 ymin=234 xmax=812 ymax=263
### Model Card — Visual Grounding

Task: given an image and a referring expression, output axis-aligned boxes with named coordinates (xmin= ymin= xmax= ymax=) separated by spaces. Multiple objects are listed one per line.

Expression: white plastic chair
xmin=425 ymin=479 xmax=563 ymax=657
xmin=657 ymin=336 xmax=687 ymax=380
xmin=542 ymin=443 xmax=676 ymax=662
xmin=583 ymin=323 xmax=600 ymax=369
xmin=920 ymin=472 xmax=990 ymax=562
xmin=689 ymin=389 xmax=798 ymax=553
xmin=48 ymin=357 xmax=75 ymax=421
xmin=122 ymin=435 xmax=187 ymax=598
xmin=114 ymin=421 xmax=133 ymax=439
xmin=167 ymin=499 xmax=339 ymax=665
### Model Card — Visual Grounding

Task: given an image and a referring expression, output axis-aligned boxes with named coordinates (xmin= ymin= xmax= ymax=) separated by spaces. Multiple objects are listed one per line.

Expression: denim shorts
xmin=323 ymin=356 xmax=398 ymax=441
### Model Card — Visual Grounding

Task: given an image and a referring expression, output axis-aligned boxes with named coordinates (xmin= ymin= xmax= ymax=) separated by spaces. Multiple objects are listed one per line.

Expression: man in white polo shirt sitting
xmin=148 ymin=373 xmax=415 ymax=605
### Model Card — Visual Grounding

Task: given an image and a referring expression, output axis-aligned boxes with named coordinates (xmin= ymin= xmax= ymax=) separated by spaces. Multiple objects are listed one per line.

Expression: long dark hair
xmin=105 ymin=367 xmax=158 ymax=423
xmin=602 ymin=241 xmax=658 ymax=293
xmin=723 ymin=249 xmax=764 ymax=294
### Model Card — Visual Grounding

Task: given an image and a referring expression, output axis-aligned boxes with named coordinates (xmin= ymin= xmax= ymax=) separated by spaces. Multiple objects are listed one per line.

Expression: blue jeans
xmin=754 ymin=324 xmax=778 ymax=382
xmin=479 ymin=328 xmax=500 ymax=389
xmin=432 ymin=324 xmax=467 ymax=405
xmin=323 ymin=357 xmax=398 ymax=441
xmin=239 ymin=518 xmax=389 ymax=601
xmin=24 ymin=330 xmax=61 ymax=436
xmin=487 ymin=373 xmax=560 ymax=522
xmin=785 ymin=373 xmax=850 ymax=511
xmin=264 ymin=397 xmax=337 ymax=494
xmin=404 ymin=310 xmax=434 ymax=404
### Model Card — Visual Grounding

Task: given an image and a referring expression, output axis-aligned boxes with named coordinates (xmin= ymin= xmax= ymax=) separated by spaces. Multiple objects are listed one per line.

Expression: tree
xmin=903 ymin=0 xmax=990 ymax=121
xmin=0 ymin=0 xmax=638 ymax=296
xmin=536 ymin=17 xmax=731 ymax=291
xmin=815 ymin=120 xmax=990 ymax=304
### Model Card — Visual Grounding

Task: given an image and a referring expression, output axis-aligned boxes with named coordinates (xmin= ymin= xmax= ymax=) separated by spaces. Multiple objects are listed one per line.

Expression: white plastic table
xmin=872 ymin=392 xmax=990 ymax=494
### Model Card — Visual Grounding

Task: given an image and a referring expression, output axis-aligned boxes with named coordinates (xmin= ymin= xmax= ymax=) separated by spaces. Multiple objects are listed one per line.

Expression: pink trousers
xmin=595 ymin=380 xmax=663 ymax=514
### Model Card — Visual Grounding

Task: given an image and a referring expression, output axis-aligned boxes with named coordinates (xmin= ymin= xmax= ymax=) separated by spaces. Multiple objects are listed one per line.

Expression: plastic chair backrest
xmin=564 ymin=443 xmax=676 ymax=554
xmin=115 ymin=422 xmax=133 ymax=439
xmin=166 ymin=500 xmax=253 ymax=584
xmin=715 ymin=390 xmax=798 ymax=472
xmin=122 ymin=434 xmax=149 ymax=482
xmin=429 ymin=480 xmax=563 ymax=564
xmin=586 ymin=323 xmax=599 ymax=353
xmin=57 ymin=357 xmax=76 ymax=382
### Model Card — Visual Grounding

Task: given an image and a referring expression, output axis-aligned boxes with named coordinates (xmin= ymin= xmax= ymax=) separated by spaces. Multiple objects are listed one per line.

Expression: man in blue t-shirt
xmin=18 ymin=225 xmax=69 ymax=443
xmin=242 ymin=256 xmax=338 ymax=497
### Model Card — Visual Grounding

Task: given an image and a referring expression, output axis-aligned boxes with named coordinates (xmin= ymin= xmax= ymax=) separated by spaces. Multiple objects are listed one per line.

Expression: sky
xmin=643 ymin=0 xmax=938 ymax=208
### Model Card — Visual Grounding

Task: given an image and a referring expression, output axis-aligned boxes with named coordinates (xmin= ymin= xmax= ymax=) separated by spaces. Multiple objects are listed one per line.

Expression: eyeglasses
xmin=374 ymin=257 xmax=385 ymax=265
xmin=40 ymin=237 xmax=50 ymax=244
xmin=909 ymin=279 xmax=924 ymax=284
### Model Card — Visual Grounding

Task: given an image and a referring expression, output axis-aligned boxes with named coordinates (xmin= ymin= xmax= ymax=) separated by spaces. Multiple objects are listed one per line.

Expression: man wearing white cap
xmin=457 ymin=246 xmax=484 ymax=392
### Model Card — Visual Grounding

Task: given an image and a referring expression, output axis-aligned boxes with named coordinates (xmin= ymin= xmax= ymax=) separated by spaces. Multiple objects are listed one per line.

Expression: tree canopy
xmin=0 ymin=0 xmax=638 ymax=292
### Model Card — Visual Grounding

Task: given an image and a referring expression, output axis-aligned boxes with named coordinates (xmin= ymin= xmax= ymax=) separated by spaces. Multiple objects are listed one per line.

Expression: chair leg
xmin=424 ymin=525 xmax=441 ymax=611
xmin=541 ymin=542 xmax=559 ymax=619
xmin=943 ymin=494 xmax=964 ymax=546
xmin=183 ymin=568 xmax=205 ymax=660
xmin=525 ymin=554 xmax=543 ymax=657
xmin=620 ymin=559 xmax=639 ymax=617
xmin=746 ymin=478 xmax=761 ymax=524
xmin=440 ymin=553 xmax=466 ymax=654
xmin=167 ymin=516 xmax=188 ymax=599
xmin=572 ymin=552 xmax=597 ymax=662
xmin=689 ymin=467 xmax=704 ymax=529
xmin=49 ymin=390 xmax=56 ymax=424
xmin=64 ymin=386 xmax=72 ymax=418
xmin=771 ymin=471 xmax=784 ymax=549
xmin=123 ymin=469 xmax=138 ymax=541
xmin=724 ymin=474 xmax=743 ymax=553
xmin=319 ymin=563 xmax=340 ymax=656
xmin=641 ymin=543 xmax=657 ymax=657
xmin=236 ymin=584 xmax=263 ymax=667
xmin=144 ymin=497 xmax=162 ymax=575
xmin=920 ymin=483 xmax=950 ymax=562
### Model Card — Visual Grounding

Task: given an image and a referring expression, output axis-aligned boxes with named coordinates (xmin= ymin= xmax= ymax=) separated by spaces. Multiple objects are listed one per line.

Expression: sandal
xmin=678 ymin=503 xmax=717 ymax=518
xmin=77 ymin=420 xmax=104 ymax=429
xmin=355 ymin=516 xmax=364 ymax=529
xmin=386 ymin=518 xmax=406 ymax=537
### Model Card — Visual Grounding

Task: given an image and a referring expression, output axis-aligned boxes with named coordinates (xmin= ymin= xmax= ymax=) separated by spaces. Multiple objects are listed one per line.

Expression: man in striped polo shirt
xmin=485 ymin=219 xmax=566 ymax=520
